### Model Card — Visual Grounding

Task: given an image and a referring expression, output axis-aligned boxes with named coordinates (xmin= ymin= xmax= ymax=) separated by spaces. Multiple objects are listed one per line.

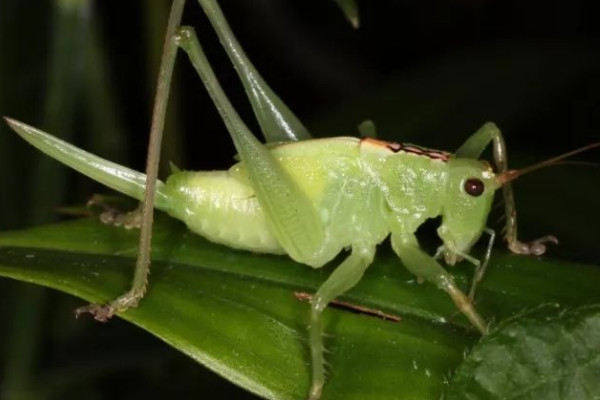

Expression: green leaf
xmin=1 ymin=216 xmax=600 ymax=399
xmin=447 ymin=304 xmax=600 ymax=400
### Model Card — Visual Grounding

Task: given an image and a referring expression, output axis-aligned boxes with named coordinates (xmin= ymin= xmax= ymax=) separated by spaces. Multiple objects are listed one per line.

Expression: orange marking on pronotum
xmin=361 ymin=137 xmax=450 ymax=162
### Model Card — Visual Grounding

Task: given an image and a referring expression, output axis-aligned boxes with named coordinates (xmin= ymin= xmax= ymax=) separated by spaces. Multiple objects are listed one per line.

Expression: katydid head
xmin=438 ymin=141 xmax=599 ymax=264
xmin=438 ymin=158 xmax=499 ymax=264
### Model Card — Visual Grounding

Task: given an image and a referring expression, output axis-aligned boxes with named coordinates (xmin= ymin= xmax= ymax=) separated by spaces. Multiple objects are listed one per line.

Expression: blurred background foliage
xmin=0 ymin=0 xmax=599 ymax=399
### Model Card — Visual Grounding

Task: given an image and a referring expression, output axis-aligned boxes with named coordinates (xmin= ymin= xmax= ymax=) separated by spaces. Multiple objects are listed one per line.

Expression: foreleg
xmin=456 ymin=122 xmax=557 ymax=255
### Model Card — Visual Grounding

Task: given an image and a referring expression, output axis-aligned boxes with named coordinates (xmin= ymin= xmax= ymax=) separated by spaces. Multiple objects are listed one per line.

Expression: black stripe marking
xmin=361 ymin=137 xmax=451 ymax=162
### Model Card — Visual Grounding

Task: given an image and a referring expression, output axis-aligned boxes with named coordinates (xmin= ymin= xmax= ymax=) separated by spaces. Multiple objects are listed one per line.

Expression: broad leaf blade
xmin=1 ymin=216 xmax=600 ymax=399
xmin=0 ymin=217 xmax=470 ymax=400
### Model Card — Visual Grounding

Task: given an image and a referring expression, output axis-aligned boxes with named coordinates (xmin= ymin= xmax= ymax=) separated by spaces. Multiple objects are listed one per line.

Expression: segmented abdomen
xmin=163 ymin=171 xmax=285 ymax=254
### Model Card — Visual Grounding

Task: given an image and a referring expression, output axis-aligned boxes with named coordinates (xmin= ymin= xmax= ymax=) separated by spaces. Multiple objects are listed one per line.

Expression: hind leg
xmin=175 ymin=27 xmax=327 ymax=265
xmin=75 ymin=0 xmax=186 ymax=320
xmin=195 ymin=0 xmax=310 ymax=142
xmin=176 ymin=24 xmax=365 ymax=400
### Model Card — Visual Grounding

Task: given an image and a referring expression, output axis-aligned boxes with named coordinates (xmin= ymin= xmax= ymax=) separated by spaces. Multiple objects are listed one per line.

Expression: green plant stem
xmin=34 ymin=0 xmax=87 ymax=223
xmin=2 ymin=1 xmax=89 ymax=399
xmin=84 ymin=15 xmax=127 ymax=163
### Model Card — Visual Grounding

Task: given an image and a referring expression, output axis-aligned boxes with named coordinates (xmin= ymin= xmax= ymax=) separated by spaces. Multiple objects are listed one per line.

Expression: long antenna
xmin=498 ymin=142 xmax=600 ymax=185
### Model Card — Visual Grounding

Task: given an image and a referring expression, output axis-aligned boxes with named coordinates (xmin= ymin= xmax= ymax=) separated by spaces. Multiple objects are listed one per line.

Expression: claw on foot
xmin=102 ymin=209 xmax=143 ymax=229
xmin=74 ymin=302 xmax=116 ymax=322
xmin=508 ymin=235 xmax=558 ymax=256
xmin=75 ymin=289 xmax=145 ymax=322
xmin=87 ymin=194 xmax=143 ymax=229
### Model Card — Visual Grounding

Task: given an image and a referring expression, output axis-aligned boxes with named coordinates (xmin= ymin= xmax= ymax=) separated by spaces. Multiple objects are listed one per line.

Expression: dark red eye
xmin=464 ymin=178 xmax=484 ymax=197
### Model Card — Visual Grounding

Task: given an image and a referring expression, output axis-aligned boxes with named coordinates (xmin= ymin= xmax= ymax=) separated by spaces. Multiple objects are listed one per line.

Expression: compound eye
xmin=464 ymin=178 xmax=484 ymax=197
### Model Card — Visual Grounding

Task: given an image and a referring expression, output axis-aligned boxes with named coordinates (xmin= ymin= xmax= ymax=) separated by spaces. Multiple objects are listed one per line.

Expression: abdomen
xmin=161 ymin=137 xmax=390 ymax=263
xmin=163 ymin=170 xmax=285 ymax=254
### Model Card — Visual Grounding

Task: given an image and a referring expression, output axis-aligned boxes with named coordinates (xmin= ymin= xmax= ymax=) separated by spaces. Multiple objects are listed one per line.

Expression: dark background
xmin=0 ymin=0 xmax=599 ymax=399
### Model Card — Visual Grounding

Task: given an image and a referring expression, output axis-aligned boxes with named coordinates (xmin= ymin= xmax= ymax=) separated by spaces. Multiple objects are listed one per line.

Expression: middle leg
xmin=308 ymin=246 xmax=375 ymax=400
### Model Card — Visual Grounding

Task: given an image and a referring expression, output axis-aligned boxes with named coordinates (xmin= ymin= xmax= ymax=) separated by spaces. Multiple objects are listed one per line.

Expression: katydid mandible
xmin=5 ymin=1 xmax=599 ymax=399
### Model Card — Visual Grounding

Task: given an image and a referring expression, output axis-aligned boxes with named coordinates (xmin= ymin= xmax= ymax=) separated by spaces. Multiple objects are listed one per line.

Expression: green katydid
xmin=4 ymin=1 xmax=600 ymax=399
